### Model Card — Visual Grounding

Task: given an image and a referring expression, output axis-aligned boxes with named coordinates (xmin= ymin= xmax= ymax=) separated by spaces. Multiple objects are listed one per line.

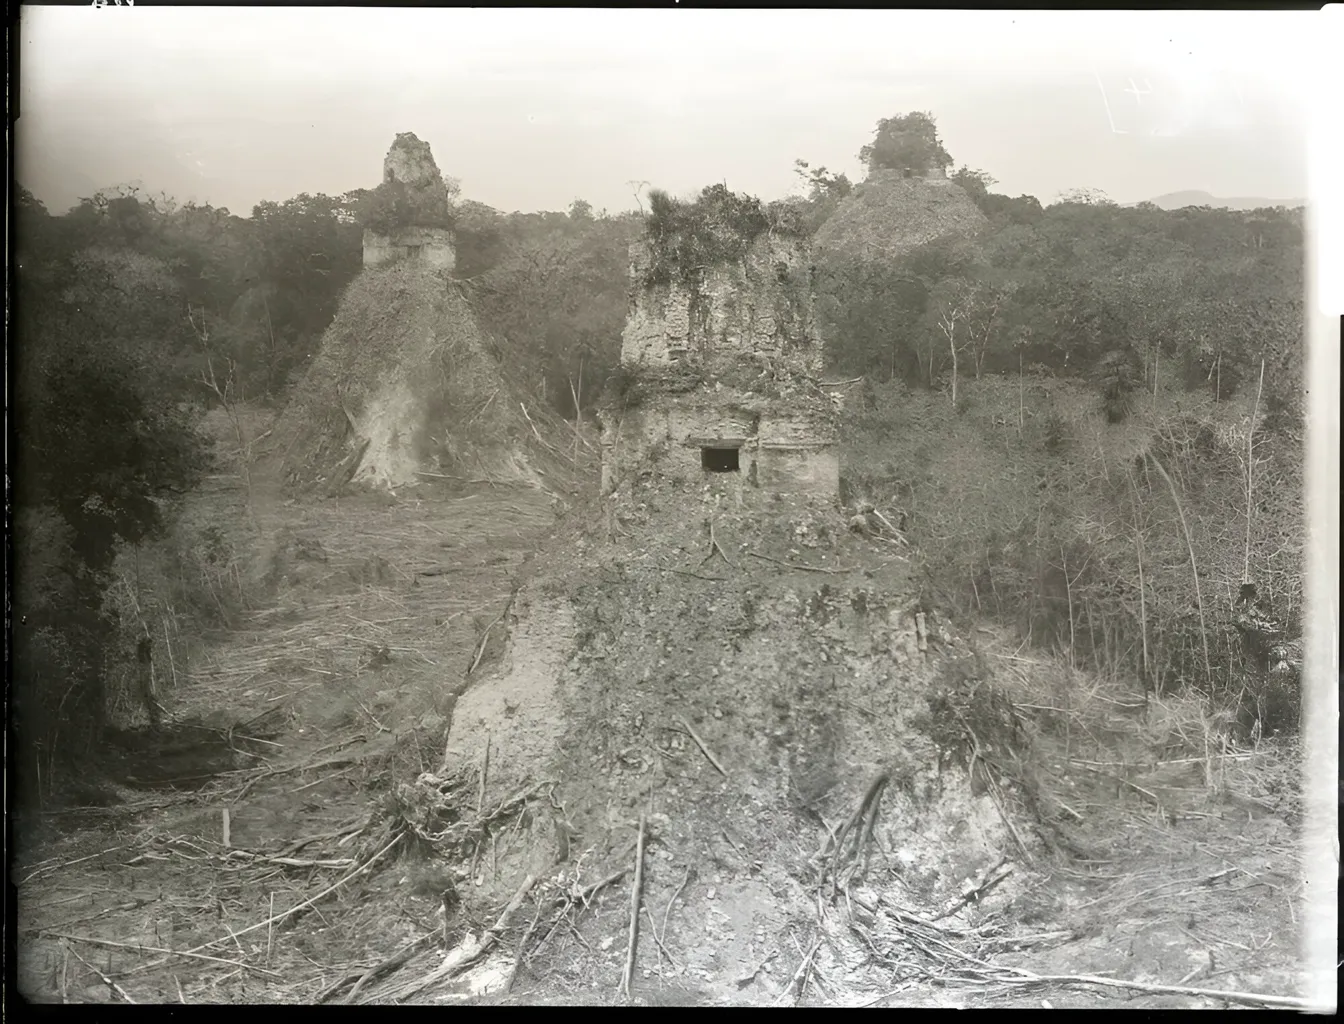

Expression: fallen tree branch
xmin=65 ymin=943 xmax=137 ymax=1003
xmin=414 ymin=470 xmax=503 ymax=485
xmin=407 ymin=779 xmax=556 ymax=852
xmin=775 ymin=935 xmax=822 ymax=1006
xmin=659 ymin=565 xmax=728 ymax=582
xmin=388 ymin=871 xmax=539 ymax=1003
xmin=932 ymin=857 xmax=1012 ymax=921
xmin=126 ymin=830 xmax=403 ymax=978
xmin=466 ymin=589 xmax=519 ymax=677
xmin=619 ymin=814 xmax=647 ymax=999
xmin=952 ymin=710 xmax=1033 ymax=866
xmin=477 ymin=734 xmax=491 ymax=813
xmin=643 ymin=905 xmax=678 ymax=968
xmin=338 ymin=931 xmax=439 ymax=1004
xmin=700 ymin=520 xmax=738 ymax=570
xmin=660 ymin=865 xmax=694 ymax=947
xmin=46 ymin=933 xmax=281 ymax=979
xmin=825 ymin=772 xmax=889 ymax=893
xmin=19 ymin=844 xmax=134 ymax=886
xmin=230 ymin=744 xmax=378 ymax=801
xmin=532 ymin=862 xmax=633 ymax=958
xmin=747 ymin=551 xmax=857 ymax=575
xmin=973 ymin=965 xmax=1311 ymax=1009
xmin=506 ymin=899 xmax=546 ymax=994
xmin=678 ymin=716 xmax=728 ymax=777
xmin=868 ymin=508 xmax=908 ymax=545
xmin=217 ymin=850 xmax=354 ymax=870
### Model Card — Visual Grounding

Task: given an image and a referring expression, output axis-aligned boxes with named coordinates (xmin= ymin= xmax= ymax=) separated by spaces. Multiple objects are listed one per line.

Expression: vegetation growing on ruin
xmin=769 ymin=260 xmax=817 ymax=351
xmin=599 ymin=354 xmax=829 ymax=414
xmin=859 ymin=110 xmax=954 ymax=176
xmin=354 ymin=176 xmax=458 ymax=235
xmin=641 ymin=184 xmax=806 ymax=287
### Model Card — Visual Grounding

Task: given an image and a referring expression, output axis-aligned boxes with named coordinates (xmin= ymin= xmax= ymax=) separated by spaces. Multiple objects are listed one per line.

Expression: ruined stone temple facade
xmin=599 ymin=233 xmax=839 ymax=500
xmin=362 ymin=225 xmax=456 ymax=270
xmin=895 ymin=164 xmax=950 ymax=182
xmin=361 ymin=132 xmax=457 ymax=272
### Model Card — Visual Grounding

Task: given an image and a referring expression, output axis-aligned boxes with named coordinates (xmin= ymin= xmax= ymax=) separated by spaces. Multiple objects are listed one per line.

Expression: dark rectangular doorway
xmin=701 ymin=446 xmax=740 ymax=473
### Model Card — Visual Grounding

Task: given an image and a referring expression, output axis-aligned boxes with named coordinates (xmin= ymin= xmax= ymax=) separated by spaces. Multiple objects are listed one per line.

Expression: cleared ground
xmin=14 ymin=424 xmax=556 ymax=1002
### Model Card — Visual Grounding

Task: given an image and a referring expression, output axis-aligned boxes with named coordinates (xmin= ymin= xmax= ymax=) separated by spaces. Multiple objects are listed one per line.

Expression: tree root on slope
xmin=817 ymin=771 xmax=890 ymax=897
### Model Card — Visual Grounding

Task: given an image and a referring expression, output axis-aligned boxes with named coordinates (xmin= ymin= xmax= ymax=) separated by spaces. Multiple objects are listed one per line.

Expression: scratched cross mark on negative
xmin=1093 ymin=72 xmax=1161 ymax=136
xmin=1094 ymin=66 xmax=1251 ymax=140
xmin=1123 ymin=78 xmax=1153 ymax=106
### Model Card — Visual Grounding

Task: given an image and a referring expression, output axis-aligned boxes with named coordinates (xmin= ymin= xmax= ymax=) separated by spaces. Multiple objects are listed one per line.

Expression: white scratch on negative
xmin=1093 ymin=71 xmax=1127 ymax=134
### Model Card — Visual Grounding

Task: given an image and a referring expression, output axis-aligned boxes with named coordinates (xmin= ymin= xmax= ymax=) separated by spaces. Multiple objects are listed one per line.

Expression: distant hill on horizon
xmin=1124 ymin=190 xmax=1305 ymax=212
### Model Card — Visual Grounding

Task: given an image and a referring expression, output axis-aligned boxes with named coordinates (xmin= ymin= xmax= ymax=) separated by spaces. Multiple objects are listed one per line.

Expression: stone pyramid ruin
xmin=419 ymin=194 xmax=1045 ymax=1003
xmin=273 ymin=134 xmax=558 ymax=494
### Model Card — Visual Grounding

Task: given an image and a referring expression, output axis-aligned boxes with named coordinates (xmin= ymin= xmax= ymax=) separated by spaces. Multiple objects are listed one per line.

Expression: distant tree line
xmin=793 ymin=112 xmax=1303 ymax=432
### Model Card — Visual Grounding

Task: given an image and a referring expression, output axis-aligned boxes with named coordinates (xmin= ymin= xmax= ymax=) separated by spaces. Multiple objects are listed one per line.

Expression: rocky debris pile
xmin=410 ymin=458 xmax=1054 ymax=1001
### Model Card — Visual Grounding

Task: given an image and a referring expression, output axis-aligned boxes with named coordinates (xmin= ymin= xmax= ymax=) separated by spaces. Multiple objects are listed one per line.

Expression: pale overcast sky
xmin=17 ymin=8 xmax=1316 ymax=217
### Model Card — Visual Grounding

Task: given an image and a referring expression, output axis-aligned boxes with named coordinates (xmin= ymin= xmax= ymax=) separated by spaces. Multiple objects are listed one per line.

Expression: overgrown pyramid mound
xmin=274 ymin=263 xmax=542 ymax=493
xmin=812 ymin=169 xmax=989 ymax=266
xmin=273 ymin=133 xmax=584 ymax=496
xmin=421 ymin=472 xmax=1049 ymax=1003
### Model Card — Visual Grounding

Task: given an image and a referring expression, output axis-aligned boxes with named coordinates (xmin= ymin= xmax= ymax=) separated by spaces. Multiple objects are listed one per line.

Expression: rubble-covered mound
xmin=423 ymin=467 xmax=1055 ymax=1002
xmin=274 ymin=262 xmax=560 ymax=494
xmin=812 ymin=169 xmax=989 ymax=267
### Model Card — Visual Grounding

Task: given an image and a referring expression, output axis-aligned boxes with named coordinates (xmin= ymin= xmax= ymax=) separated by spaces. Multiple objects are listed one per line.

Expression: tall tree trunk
xmin=1129 ymin=470 xmax=1152 ymax=693
xmin=1244 ymin=357 xmax=1266 ymax=581
xmin=1018 ymin=349 xmax=1025 ymax=433
xmin=1147 ymin=453 xmax=1213 ymax=689
xmin=949 ymin=326 xmax=959 ymax=407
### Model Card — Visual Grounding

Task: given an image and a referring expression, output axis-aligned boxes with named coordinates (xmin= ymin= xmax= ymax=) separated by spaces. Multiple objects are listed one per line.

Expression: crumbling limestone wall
xmin=758 ymin=413 xmax=840 ymax=495
xmin=603 ymin=390 xmax=837 ymax=499
xmin=606 ymin=227 xmax=837 ymax=500
xmin=621 ymin=235 xmax=821 ymax=377
xmin=362 ymin=227 xmax=456 ymax=271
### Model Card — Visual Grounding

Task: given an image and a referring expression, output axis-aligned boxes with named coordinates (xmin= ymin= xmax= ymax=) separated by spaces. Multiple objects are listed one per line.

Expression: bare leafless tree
xmin=187 ymin=304 xmax=264 ymax=534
